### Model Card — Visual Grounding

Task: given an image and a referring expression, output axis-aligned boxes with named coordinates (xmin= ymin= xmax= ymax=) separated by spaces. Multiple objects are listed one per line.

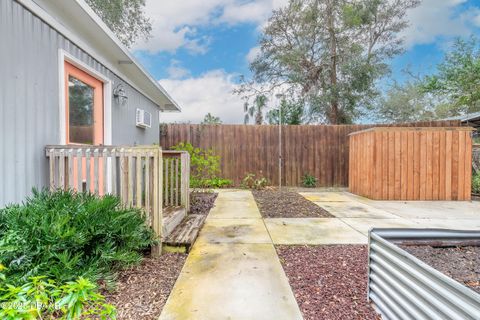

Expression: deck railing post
xmin=180 ymin=152 xmax=190 ymax=212
xmin=151 ymin=146 xmax=163 ymax=256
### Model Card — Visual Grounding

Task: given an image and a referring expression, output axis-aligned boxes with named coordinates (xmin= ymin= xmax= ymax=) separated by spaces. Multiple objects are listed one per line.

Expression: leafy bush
xmin=302 ymin=173 xmax=317 ymax=188
xmin=0 ymin=189 xmax=155 ymax=286
xmin=0 ymin=266 xmax=116 ymax=319
xmin=473 ymin=172 xmax=480 ymax=194
xmin=241 ymin=173 xmax=268 ymax=190
xmin=171 ymin=142 xmax=232 ymax=188
xmin=191 ymin=177 xmax=233 ymax=189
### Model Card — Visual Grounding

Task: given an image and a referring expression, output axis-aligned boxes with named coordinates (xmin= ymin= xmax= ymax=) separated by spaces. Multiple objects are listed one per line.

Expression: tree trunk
xmin=255 ymin=110 xmax=263 ymax=125
xmin=327 ymin=0 xmax=339 ymax=124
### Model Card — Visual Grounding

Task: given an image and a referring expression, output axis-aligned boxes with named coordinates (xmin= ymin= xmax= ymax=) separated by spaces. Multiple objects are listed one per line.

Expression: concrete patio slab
xmin=412 ymin=218 xmax=480 ymax=230
xmin=214 ymin=189 xmax=254 ymax=201
xmin=196 ymin=218 xmax=271 ymax=245
xmin=314 ymin=201 xmax=400 ymax=219
xmin=264 ymin=218 xmax=367 ymax=245
xmin=159 ymin=243 xmax=302 ymax=320
xmin=363 ymin=200 xmax=480 ymax=220
xmin=341 ymin=218 xmax=419 ymax=236
xmin=299 ymin=191 xmax=352 ymax=202
xmin=207 ymin=197 xmax=261 ymax=219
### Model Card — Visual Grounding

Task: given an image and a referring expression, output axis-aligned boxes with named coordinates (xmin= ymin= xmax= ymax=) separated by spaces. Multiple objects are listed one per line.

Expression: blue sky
xmin=133 ymin=0 xmax=480 ymax=124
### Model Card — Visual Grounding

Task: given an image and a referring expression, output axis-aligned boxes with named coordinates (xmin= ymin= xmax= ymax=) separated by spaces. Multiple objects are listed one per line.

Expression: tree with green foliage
xmin=374 ymin=80 xmax=438 ymax=123
xmin=201 ymin=113 xmax=222 ymax=125
xmin=237 ymin=0 xmax=419 ymax=124
xmin=244 ymin=95 xmax=268 ymax=124
xmin=422 ymin=37 xmax=480 ymax=117
xmin=266 ymin=99 xmax=305 ymax=124
xmin=85 ymin=0 xmax=152 ymax=48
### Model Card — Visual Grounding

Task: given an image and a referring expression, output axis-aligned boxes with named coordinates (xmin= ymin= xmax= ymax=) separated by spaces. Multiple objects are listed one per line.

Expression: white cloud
xmin=473 ymin=9 xmax=480 ymax=27
xmin=166 ymin=60 xmax=191 ymax=79
xmin=134 ymin=0 xmax=288 ymax=54
xmin=159 ymin=70 xmax=245 ymax=124
xmin=402 ymin=0 xmax=479 ymax=48
xmin=219 ymin=1 xmax=275 ymax=25
xmin=246 ymin=46 xmax=261 ymax=63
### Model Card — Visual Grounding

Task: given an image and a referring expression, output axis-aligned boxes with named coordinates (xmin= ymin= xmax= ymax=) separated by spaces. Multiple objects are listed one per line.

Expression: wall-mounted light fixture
xmin=113 ymin=83 xmax=128 ymax=106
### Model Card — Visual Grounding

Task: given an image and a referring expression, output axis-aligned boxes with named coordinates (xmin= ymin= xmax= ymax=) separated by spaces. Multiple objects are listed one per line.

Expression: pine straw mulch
xmin=103 ymin=253 xmax=187 ymax=320
xmin=277 ymin=245 xmax=380 ymax=320
xmin=252 ymin=189 xmax=333 ymax=218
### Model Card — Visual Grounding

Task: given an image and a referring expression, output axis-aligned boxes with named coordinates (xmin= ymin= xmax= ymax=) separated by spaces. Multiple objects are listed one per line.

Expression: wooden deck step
xmin=162 ymin=206 xmax=186 ymax=239
xmin=163 ymin=214 xmax=206 ymax=252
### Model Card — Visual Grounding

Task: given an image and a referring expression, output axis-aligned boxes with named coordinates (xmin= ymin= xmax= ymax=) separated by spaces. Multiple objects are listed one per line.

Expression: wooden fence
xmin=46 ymin=145 xmax=165 ymax=255
xmin=159 ymin=121 xmax=461 ymax=187
xmin=349 ymin=127 xmax=474 ymax=201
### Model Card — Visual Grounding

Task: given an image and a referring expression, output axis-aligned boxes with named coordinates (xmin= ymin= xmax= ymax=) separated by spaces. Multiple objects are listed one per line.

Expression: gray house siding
xmin=0 ymin=0 xmax=160 ymax=207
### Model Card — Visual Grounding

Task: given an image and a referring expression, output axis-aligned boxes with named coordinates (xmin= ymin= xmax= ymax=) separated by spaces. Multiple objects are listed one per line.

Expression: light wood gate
xmin=349 ymin=127 xmax=474 ymax=201
xmin=46 ymin=145 xmax=164 ymax=255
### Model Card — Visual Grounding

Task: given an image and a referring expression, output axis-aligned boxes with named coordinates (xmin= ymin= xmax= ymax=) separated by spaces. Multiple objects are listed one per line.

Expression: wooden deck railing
xmin=45 ymin=145 xmax=164 ymax=255
xmin=162 ymin=151 xmax=190 ymax=212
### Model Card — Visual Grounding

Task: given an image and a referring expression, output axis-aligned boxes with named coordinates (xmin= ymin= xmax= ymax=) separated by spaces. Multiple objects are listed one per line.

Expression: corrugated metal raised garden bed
xmin=368 ymin=228 xmax=480 ymax=320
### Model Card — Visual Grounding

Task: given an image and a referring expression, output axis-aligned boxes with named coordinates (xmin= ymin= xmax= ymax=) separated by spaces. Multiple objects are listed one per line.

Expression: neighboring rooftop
xmin=20 ymin=0 xmax=180 ymax=111
xmin=444 ymin=111 xmax=480 ymax=128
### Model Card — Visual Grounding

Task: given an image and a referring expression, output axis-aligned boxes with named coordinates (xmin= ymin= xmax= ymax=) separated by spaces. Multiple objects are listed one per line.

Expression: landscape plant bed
xmin=277 ymin=245 xmax=380 ymax=320
xmin=401 ymin=245 xmax=480 ymax=293
xmin=253 ymin=189 xmax=332 ymax=218
xmin=104 ymin=253 xmax=187 ymax=320
xmin=190 ymin=191 xmax=218 ymax=215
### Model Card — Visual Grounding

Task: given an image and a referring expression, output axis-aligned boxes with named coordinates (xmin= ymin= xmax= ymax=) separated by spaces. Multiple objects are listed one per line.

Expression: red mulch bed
xmin=277 ymin=245 xmax=380 ymax=320
xmin=190 ymin=192 xmax=218 ymax=215
xmin=402 ymin=245 xmax=480 ymax=293
xmin=253 ymin=190 xmax=333 ymax=218
xmin=104 ymin=253 xmax=186 ymax=320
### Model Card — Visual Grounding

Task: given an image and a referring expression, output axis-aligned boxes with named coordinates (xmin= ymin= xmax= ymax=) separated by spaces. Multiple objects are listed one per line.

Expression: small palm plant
xmin=244 ymin=95 xmax=268 ymax=124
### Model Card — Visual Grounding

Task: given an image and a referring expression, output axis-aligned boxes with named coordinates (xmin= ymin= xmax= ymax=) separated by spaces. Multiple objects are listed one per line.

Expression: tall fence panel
xmin=349 ymin=127 xmax=474 ymax=201
xmin=159 ymin=121 xmax=461 ymax=187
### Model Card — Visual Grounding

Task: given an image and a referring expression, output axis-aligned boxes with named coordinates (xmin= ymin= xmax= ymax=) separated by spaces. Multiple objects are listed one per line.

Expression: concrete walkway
xmin=159 ymin=190 xmax=303 ymax=320
xmin=160 ymin=189 xmax=480 ymax=319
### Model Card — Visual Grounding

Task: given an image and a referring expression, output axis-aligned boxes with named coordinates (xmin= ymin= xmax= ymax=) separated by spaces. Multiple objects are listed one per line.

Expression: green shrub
xmin=241 ymin=173 xmax=268 ymax=190
xmin=0 ymin=189 xmax=155 ymax=286
xmin=473 ymin=172 xmax=480 ymax=194
xmin=302 ymin=173 xmax=317 ymax=188
xmin=0 ymin=266 xmax=116 ymax=320
xmin=191 ymin=177 xmax=233 ymax=189
xmin=171 ymin=142 xmax=232 ymax=189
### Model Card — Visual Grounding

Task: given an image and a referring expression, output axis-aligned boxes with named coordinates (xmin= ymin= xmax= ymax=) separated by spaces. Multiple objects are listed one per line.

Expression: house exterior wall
xmin=0 ymin=0 xmax=160 ymax=207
